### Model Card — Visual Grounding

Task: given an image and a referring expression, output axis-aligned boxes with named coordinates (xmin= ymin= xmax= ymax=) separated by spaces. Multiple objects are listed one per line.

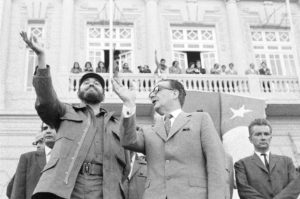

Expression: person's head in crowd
xmin=73 ymin=62 xmax=80 ymax=69
xmin=188 ymin=62 xmax=195 ymax=69
xmin=248 ymin=118 xmax=272 ymax=153
xmin=229 ymin=63 xmax=234 ymax=69
xmin=32 ymin=132 xmax=44 ymax=151
xmin=41 ymin=123 xmax=57 ymax=149
xmin=196 ymin=60 xmax=201 ymax=68
xmin=213 ymin=63 xmax=220 ymax=70
xmin=77 ymin=72 xmax=105 ymax=105
xmin=249 ymin=63 xmax=255 ymax=69
xmin=122 ymin=63 xmax=129 ymax=70
xmin=160 ymin=58 xmax=166 ymax=66
xmin=97 ymin=61 xmax=105 ymax=68
xmin=84 ymin=61 xmax=93 ymax=70
xmin=221 ymin=65 xmax=226 ymax=73
xmin=137 ymin=65 xmax=143 ymax=73
xmin=149 ymin=79 xmax=186 ymax=115
xmin=261 ymin=61 xmax=267 ymax=69
xmin=172 ymin=61 xmax=179 ymax=68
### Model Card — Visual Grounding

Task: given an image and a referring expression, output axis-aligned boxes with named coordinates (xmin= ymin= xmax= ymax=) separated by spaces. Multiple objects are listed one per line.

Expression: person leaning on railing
xmin=70 ymin=62 xmax=82 ymax=74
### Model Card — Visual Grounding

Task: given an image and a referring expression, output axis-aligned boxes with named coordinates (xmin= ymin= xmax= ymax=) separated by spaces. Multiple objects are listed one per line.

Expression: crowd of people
xmin=8 ymin=31 xmax=298 ymax=199
xmin=71 ymin=52 xmax=271 ymax=77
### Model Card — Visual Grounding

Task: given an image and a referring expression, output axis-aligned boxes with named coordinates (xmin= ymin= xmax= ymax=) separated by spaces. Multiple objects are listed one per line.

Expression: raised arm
xmin=20 ymin=31 xmax=65 ymax=129
xmin=112 ymin=79 xmax=145 ymax=153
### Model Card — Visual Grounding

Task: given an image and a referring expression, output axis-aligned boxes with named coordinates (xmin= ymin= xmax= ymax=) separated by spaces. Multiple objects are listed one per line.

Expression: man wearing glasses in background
xmin=112 ymin=78 xmax=226 ymax=199
xmin=9 ymin=123 xmax=56 ymax=199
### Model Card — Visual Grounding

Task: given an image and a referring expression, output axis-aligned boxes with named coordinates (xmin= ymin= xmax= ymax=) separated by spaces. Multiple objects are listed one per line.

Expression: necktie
xmin=164 ymin=114 xmax=173 ymax=136
xmin=261 ymin=153 xmax=269 ymax=171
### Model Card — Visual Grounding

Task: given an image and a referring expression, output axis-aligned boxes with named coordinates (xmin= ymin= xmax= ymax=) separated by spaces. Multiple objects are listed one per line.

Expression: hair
xmin=84 ymin=61 xmax=92 ymax=68
xmin=172 ymin=61 xmax=178 ymax=67
xmin=188 ymin=62 xmax=195 ymax=68
xmin=73 ymin=62 xmax=80 ymax=68
xmin=97 ymin=61 xmax=104 ymax=67
xmin=160 ymin=58 xmax=166 ymax=63
xmin=229 ymin=63 xmax=234 ymax=66
xmin=160 ymin=79 xmax=186 ymax=107
xmin=248 ymin=118 xmax=272 ymax=136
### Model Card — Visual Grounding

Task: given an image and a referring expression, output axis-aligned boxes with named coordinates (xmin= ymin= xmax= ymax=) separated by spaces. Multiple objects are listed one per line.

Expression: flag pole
xmin=109 ymin=0 xmax=114 ymax=80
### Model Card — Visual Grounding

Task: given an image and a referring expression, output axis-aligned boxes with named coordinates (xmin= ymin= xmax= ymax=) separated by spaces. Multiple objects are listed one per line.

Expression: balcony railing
xmin=68 ymin=73 xmax=300 ymax=103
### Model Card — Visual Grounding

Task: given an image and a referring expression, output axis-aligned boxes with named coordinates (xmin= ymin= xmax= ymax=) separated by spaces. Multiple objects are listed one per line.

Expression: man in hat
xmin=20 ymin=31 xmax=130 ymax=199
xmin=9 ymin=123 xmax=56 ymax=199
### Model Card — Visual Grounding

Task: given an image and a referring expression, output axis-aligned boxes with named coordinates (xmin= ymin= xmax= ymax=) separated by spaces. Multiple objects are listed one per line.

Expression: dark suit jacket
xmin=6 ymin=175 xmax=15 ymax=198
xmin=124 ymin=156 xmax=147 ymax=199
xmin=273 ymin=174 xmax=300 ymax=199
xmin=235 ymin=153 xmax=297 ymax=199
xmin=121 ymin=111 xmax=226 ymax=199
xmin=10 ymin=150 xmax=46 ymax=199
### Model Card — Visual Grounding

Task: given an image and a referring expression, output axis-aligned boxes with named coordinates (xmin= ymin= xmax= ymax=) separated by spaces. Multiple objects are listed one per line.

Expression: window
xmin=251 ymin=29 xmax=297 ymax=76
xmin=25 ymin=24 xmax=44 ymax=91
xmin=170 ymin=26 xmax=218 ymax=72
xmin=87 ymin=24 xmax=134 ymax=72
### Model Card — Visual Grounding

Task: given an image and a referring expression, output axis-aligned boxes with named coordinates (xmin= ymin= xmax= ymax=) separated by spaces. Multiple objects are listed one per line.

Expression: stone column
xmin=57 ymin=0 xmax=74 ymax=96
xmin=145 ymin=0 xmax=160 ymax=71
xmin=0 ymin=0 xmax=12 ymax=110
xmin=225 ymin=0 xmax=248 ymax=75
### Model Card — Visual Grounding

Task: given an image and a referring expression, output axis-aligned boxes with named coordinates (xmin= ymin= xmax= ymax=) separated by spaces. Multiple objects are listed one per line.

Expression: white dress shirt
xmin=254 ymin=150 xmax=270 ymax=166
xmin=45 ymin=145 xmax=52 ymax=163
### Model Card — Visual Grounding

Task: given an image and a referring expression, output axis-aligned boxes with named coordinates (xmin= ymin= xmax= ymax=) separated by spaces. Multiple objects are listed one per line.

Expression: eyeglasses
xmin=149 ymin=85 xmax=174 ymax=98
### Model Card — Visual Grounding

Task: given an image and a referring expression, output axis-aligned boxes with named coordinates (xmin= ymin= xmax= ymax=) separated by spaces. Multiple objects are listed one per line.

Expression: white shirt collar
xmin=45 ymin=145 xmax=52 ymax=155
xmin=254 ymin=150 xmax=270 ymax=163
xmin=168 ymin=109 xmax=182 ymax=119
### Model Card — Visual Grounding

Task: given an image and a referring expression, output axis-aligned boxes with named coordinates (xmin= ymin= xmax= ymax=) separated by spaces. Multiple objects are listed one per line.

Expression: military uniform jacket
xmin=32 ymin=67 xmax=130 ymax=199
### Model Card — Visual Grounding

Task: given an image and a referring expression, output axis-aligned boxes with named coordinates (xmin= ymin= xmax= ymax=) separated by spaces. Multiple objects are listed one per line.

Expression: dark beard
xmin=78 ymin=87 xmax=104 ymax=105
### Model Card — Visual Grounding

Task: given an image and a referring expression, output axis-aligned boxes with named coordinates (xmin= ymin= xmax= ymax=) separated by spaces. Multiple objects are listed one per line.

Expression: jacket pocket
xmin=188 ymin=177 xmax=207 ymax=187
xmin=42 ymin=157 xmax=59 ymax=173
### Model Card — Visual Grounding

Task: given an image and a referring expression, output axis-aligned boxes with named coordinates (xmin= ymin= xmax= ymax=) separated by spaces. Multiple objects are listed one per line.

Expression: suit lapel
xmin=269 ymin=153 xmax=278 ymax=173
xmin=167 ymin=112 xmax=191 ymax=140
xmin=36 ymin=150 xmax=46 ymax=171
xmin=153 ymin=117 xmax=167 ymax=142
xmin=252 ymin=153 xmax=269 ymax=173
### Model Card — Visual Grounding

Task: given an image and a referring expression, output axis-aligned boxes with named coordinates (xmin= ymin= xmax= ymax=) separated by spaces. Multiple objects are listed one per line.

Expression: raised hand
xmin=111 ymin=78 xmax=136 ymax=108
xmin=20 ymin=31 xmax=44 ymax=56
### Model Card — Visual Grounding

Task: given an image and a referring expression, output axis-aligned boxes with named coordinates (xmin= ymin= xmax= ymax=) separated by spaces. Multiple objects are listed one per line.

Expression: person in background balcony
xmin=84 ymin=61 xmax=94 ymax=72
xmin=226 ymin=63 xmax=238 ymax=75
xmin=220 ymin=65 xmax=227 ymax=75
xmin=245 ymin=63 xmax=259 ymax=75
xmin=154 ymin=50 xmax=168 ymax=75
xmin=210 ymin=63 xmax=221 ymax=74
xmin=186 ymin=62 xmax=199 ymax=74
xmin=259 ymin=61 xmax=271 ymax=75
xmin=196 ymin=60 xmax=206 ymax=74
xmin=169 ymin=60 xmax=182 ymax=74
xmin=70 ymin=62 xmax=82 ymax=73
xmin=96 ymin=61 xmax=107 ymax=73
xmin=143 ymin=65 xmax=151 ymax=73
xmin=121 ymin=63 xmax=132 ymax=73
xmin=137 ymin=66 xmax=144 ymax=73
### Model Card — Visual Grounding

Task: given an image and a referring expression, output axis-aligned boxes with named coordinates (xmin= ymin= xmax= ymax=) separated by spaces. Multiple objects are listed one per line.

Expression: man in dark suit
xmin=112 ymin=78 xmax=226 ymax=199
xmin=124 ymin=152 xmax=147 ymax=199
xmin=10 ymin=123 xmax=56 ymax=199
xmin=235 ymin=118 xmax=297 ymax=199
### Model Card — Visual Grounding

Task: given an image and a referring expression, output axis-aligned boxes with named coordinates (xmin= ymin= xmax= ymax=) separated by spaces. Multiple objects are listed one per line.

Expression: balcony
xmin=68 ymin=73 xmax=300 ymax=105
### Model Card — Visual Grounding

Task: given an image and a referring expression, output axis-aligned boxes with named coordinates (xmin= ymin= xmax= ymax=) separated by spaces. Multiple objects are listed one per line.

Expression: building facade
xmin=0 ymin=0 xmax=300 ymax=198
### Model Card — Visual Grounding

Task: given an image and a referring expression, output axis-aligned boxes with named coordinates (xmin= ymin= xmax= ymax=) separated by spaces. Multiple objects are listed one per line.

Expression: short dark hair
xmin=160 ymin=79 xmax=186 ymax=107
xmin=248 ymin=118 xmax=272 ymax=136
xmin=160 ymin=59 xmax=166 ymax=62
